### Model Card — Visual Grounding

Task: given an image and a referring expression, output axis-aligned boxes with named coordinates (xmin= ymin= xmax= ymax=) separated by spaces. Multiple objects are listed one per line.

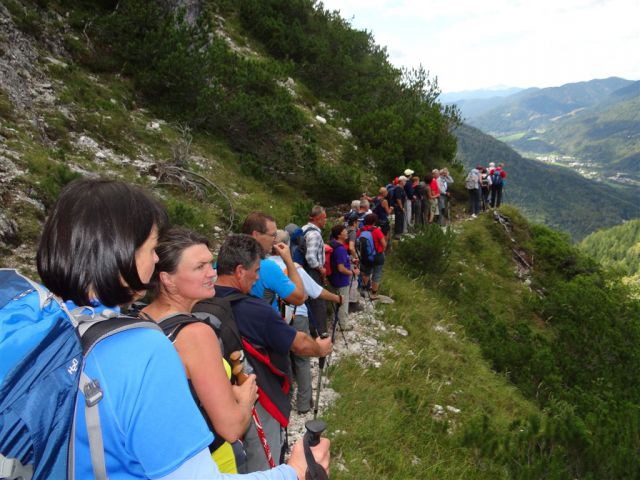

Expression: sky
xmin=320 ymin=0 xmax=640 ymax=93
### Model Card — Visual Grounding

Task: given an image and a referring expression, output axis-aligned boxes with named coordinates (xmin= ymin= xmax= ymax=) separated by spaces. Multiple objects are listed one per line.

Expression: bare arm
xmin=273 ymin=242 xmax=305 ymax=305
xmin=290 ymin=331 xmax=332 ymax=357
xmin=336 ymin=262 xmax=352 ymax=276
xmin=175 ymin=323 xmax=257 ymax=442
xmin=318 ymin=288 xmax=341 ymax=303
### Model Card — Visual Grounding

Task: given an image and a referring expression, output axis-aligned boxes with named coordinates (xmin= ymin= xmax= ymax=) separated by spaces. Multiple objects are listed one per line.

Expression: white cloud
xmin=321 ymin=0 xmax=640 ymax=91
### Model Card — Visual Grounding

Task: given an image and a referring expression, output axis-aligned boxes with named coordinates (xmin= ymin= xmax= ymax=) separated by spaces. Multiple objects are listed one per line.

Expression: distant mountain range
xmin=454 ymin=123 xmax=639 ymax=241
xmin=451 ymin=77 xmax=640 ymax=188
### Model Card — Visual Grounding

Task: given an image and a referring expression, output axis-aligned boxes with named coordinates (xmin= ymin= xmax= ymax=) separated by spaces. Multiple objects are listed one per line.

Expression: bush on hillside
xmin=238 ymin=0 xmax=461 ymax=179
xmin=458 ymin=216 xmax=640 ymax=478
xmin=394 ymin=224 xmax=455 ymax=277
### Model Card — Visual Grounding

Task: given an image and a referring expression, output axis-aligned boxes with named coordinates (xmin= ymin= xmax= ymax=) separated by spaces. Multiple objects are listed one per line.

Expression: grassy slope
xmin=327 ymin=210 xmax=544 ymax=478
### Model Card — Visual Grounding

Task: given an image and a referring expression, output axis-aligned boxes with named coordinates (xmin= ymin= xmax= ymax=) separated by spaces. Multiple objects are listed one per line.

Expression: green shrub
xmin=165 ymin=197 xmax=215 ymax=236
xmin=25 ymin=152 xmax=81 ymax=208
xmin=394 ymin=224 xmax=455 ymax=277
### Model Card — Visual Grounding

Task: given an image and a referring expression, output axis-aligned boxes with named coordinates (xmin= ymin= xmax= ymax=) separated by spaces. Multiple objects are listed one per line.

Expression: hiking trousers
xmin=244 ymin=402 xmax=284 ymax=472
xmin=394 ymin=209 xmax=405 ymax=236
xmin=404 ymin=199 xmax=413 ymax=229
xmin=490 ymin=185 xmax=503 ymax=208
xmin=336 ymin=285 xmax=350 ymax=330
xmin=413 ymin=198 xmax=423 ymax=226
xmin=468 ymin=188 xmax=481 ymax=215
xmin=348 ymin=273 xmax=359 ymax=304
xmin=291 ymin=314 xmax=312 ymax=412
xmin=305 ymin=268 xmax=328 ymax=335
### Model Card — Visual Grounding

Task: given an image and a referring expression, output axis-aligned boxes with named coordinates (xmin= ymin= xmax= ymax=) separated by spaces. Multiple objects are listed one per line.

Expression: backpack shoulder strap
xmin=73 ymin=313 xmax=161 ymax=480
xmin=157 ymin=313 xmax=207 ymax=342
xmin=79 ymin=315 xmax=161 ymax=356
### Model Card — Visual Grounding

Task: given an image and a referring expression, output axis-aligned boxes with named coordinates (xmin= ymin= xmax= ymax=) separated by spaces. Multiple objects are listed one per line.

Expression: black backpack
xmin=193 ymin=294 xmax=292 ymax=428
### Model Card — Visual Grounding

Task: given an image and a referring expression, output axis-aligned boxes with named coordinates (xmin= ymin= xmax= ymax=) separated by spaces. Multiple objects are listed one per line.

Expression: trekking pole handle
xmin=304 ymin=419 xmax=326 ymax=447
xmin=229 ymin=350 xmax=249 ymax=385
xmin=304 ymin=420 xmax=328 ymax=480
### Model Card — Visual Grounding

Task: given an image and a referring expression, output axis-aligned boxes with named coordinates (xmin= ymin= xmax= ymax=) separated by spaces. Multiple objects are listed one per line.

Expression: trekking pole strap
xmin=79 ymin=372 xmax=108 ymax=480
xmin=0 ymin=454 xmax=33 ymax=480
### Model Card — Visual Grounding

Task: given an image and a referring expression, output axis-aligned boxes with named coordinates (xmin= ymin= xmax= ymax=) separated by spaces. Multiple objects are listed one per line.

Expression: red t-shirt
xmin=430 ymin=178 xmax=440 ymax=197
xmin=359 ymin=225 xmax=385 ymax=253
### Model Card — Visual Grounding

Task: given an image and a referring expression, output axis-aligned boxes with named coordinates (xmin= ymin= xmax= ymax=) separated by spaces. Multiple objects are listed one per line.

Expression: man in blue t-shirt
xmin=213 ymin=234 xmax=332 ymax=473
xmin=242 ymin=212 xmax=305 ymax=311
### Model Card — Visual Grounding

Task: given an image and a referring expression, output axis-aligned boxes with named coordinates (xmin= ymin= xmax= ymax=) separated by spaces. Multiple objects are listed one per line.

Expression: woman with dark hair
xmin=328 ymin=224 xmax=358 ymax=331
xmin=141 ymin=227 xmax=257 ymax=474
xmin=36 ymin=178 xmax=328 ymax=480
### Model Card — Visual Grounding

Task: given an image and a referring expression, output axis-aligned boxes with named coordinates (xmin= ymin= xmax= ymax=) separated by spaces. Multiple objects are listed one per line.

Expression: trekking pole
xmin=313 ymin=306 xmax=339 ymax=419
xmin=303 ymin=419 xmax=328 ymax=480
xmin=229 ymin=351 xmax=276 ymax=469
xmin=330 ymin=300 xmax=349 ymax=348
xmin=313 ymin=333 xmax=329 ymax=420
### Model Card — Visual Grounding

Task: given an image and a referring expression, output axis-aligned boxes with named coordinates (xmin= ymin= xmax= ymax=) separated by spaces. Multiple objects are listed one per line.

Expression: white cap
xmin=404 ymin=168 xmax=414 ymax=176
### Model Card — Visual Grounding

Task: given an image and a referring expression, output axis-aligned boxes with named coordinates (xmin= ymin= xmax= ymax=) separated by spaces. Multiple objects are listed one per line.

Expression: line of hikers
xmin=465 ymin=162 xmax=508 ymax=217
xmin=2 ymin=175 xmax=422 ymax=480
xmin=1 ymin=161 xmax=507 ymax=479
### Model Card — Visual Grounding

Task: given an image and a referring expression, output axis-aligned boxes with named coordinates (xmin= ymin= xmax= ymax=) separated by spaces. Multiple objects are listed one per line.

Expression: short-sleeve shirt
xmin=328 ymin=240 xmax=351 ymax=288
xmin=270 ymin=256 xmax=323 ymax=319
xmin=394 ymin=185 xmax=407 ymax=205
xmin=250 ymin=258 xmax=296 ymax=311
xmin=72 ymin=304 xmax=212 ymax=479
xmin=430 ymin=178 xmax=440 ymax=197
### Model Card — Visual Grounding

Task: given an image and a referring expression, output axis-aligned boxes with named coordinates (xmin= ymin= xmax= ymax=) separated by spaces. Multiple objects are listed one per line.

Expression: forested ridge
xmin=580 ymin=219 xmax=640 ymax=284
xmin=1 ymin=1 xmax=640 ymax=478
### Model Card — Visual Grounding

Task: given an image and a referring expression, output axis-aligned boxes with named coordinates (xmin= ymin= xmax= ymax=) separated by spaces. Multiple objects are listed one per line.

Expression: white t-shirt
xmin=269 ymin=256 xmax=323 ymax=319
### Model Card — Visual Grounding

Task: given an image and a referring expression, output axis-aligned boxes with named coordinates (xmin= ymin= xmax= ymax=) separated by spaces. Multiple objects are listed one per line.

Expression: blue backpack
xmin=0 ymin=269 xmax=159 ymax=480
xmin=288 ymin=224 xmax=312 ymax=267
xmin=358 ymin=230 xmax=376 ymax=265
xmin=492 ymin=170 xmax=503 ymax=187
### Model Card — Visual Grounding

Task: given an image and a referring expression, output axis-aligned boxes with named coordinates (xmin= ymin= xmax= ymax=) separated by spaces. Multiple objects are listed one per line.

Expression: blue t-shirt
xmin=328 ymin=240 xmax=351 ymax=288
xmin=72 ymin=304 xmax=213 ymax=479
xmin=250 ymin=258 xmax=296 ymax=311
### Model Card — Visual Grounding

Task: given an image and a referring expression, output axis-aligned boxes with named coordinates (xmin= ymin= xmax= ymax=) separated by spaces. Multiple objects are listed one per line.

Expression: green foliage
xmin=289 ymin=199 xmax=314 ymax=226
xmin=4 ymin=0 xmax=44 ymax=37
xmin=580 ymin=220 xmax=640 ymax=282
xmin=0 ymin=89 xmax=15 ymax=121
xmin=238 ymin=0 xmax=460 ymax=179
xmin=69 ymin=0 xmax=320 ymax=196
xmin=164 ymin=197 xmax=215 ymax=236
xmin=394 ymin=224 xmax=455 ymax=277
xmin=450 ymin=214 xmax=640 ymax=478
xmin=25 ymin=152 xmax=81 ymax=207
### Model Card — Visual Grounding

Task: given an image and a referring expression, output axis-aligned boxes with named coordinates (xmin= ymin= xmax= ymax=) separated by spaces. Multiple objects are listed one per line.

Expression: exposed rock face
xmin=0 ymin=212 xmax=19 ymax=247
xmin=161 ymin=0 xmax=204 ymax=26
xmin=0 ymin=4 xmax=43 ymax=112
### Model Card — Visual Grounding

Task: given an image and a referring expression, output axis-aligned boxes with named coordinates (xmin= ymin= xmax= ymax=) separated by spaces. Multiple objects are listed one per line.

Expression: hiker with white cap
xmin=403 ymin=168 xmax=415 ymax=231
